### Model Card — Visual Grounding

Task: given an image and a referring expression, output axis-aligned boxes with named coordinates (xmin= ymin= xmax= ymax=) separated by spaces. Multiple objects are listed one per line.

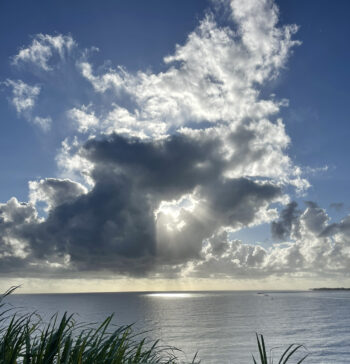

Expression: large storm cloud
xmin=0 ymin=132 xmax=282 ymax=276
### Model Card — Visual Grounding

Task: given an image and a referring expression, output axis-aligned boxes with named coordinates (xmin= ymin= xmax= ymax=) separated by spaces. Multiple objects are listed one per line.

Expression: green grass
xmin=0 ymin=287 xmax=309 ymax=363
xmin=252 ymin=334 xmax=308 ymax=364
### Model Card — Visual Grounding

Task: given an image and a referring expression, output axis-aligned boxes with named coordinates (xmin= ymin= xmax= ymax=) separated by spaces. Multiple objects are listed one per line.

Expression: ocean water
xmin=4 ymin=290 xmax=350 ymax=363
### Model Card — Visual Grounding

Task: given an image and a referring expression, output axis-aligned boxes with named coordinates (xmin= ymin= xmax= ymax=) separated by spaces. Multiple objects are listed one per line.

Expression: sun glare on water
xmin=146 ymin=293 xmax=194 ymax=299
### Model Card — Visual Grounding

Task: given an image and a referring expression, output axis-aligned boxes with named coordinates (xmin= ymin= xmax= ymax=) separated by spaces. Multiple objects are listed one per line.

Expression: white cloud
xmin=78 ymin=2 xmax=298 ymax=131
xmin=56 ymin=138 xmax=95 ymax=186
xmin=73 ymin=0 xmax=306 ymax=190
xmin=187 ymin=203 xmax=350 ymax=279
xmin=68 ymin=105 xmax=99 ymax=133
xmin=103 ymin=105 xmax=167 ymax=139
xmin=4 ymin=79 xmax=40 ymax=114
xmin=32 ymin=116 xmax=52 ymax=131
xmin=29 ymin=178 xmax=88 ymax=211
xmin=78 ymin=62 xmax=129 ymax=93
xmin=0 ymin=197 xmax=38 ymax=224
xmin=12 ymin=34 xmax=76 ymax=71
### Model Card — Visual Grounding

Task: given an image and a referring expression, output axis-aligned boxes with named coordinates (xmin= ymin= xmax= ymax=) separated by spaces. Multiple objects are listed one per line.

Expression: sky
xmin=0 ymin=0 xmax=350 ymax=293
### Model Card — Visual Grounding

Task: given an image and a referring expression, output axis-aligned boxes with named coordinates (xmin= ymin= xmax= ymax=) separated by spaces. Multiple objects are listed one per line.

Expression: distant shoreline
xmin=311 ymin=287 xmax=350 ymax=291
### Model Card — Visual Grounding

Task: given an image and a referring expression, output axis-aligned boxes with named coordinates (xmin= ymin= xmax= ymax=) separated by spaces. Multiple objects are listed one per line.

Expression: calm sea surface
xmin=4 ymin=291 xmax=350 ymax=363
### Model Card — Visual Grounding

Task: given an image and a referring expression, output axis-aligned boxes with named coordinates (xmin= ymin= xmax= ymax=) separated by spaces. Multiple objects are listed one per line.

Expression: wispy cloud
xmin=12 ymin=34 xmax=75 ymax=71
xmin=3 ymin=79 xmax=51 ymax=131
xmin=4 ymin=79 xmax=40 ymax=114
xmin=32 ymin=116 xmax=52 ymax=131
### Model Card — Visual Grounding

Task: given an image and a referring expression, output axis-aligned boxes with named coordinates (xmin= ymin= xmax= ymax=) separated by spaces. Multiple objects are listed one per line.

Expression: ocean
xmin=4 ymin=290 xmax=350 ymax=363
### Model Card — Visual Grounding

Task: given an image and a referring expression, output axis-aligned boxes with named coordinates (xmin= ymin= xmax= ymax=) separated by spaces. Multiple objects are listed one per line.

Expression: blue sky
xmin=277 ymin=0 xmax=350 ymax=212
xmin=0 ymin=0 xmax=350 ymax=292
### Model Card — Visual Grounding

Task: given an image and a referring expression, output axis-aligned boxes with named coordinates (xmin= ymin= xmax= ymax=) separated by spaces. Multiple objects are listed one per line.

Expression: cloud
xmin=29 ymin=178 xmax=88 ymax=212
xmin=266 ymin=203 xmax=350 ymax=276
xmin=189 ymin=232 xmax=270 ymax=279
xmin=67 ymin=105 xmax=99 ymax=133
xmin=271 ymin=201 xmax=301 ymax=240
xmin=190 ymin=201 xmax=350 ymax=279
xmin=12 ymin=34 xmax=75 ymax=71
xmin=1 ymin=135 xmax=350 ymax=280
xmin=3 ymin=79 xmax=52 ymax=131
xmin=0 ymin=197 xmax=39 ymax=275
xmin=1 ymin=0 xmax=346 ymax=283
xmin=77 ymin=4 xmax=298 ymax=133
xmin=4 ymin=79 xmax=40 ymax=114
xmin=0 ymin=133 xmax=282 ymax=277
xmin=70 ymin=0 xmax=307 ymax=189
xmin=32 ymin=116 xmax=52 ymax=131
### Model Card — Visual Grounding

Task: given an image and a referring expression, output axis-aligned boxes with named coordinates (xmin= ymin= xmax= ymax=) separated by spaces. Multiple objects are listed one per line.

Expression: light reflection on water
xmin=4 ymin=291 xmax=350 ymax=363
xmin=145 ymin=292 xmax=196 ymax=298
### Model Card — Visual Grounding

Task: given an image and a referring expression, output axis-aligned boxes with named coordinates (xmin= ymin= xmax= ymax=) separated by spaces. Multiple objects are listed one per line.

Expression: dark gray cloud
xmin=0 ymin=198 xmax=40 ymax=275
xmin=156 ymin=177 xmax=281 ymax=266
xmin=83 ymin=133 xmax=224 ymax=199
xmin=0 ymin=132 xmax=283 ymax=277
xmin=271 ymin=201 xmax=300 ymax=240
xmin=271 ymin=201 xmax=333 ymax=241
xmin=1 ymin=131 xmax=349 ymax=281
xmin=1 ymin=134 xmax=350 ymax=281
xmin=228 ymin=125 xmax=266 ymax=169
